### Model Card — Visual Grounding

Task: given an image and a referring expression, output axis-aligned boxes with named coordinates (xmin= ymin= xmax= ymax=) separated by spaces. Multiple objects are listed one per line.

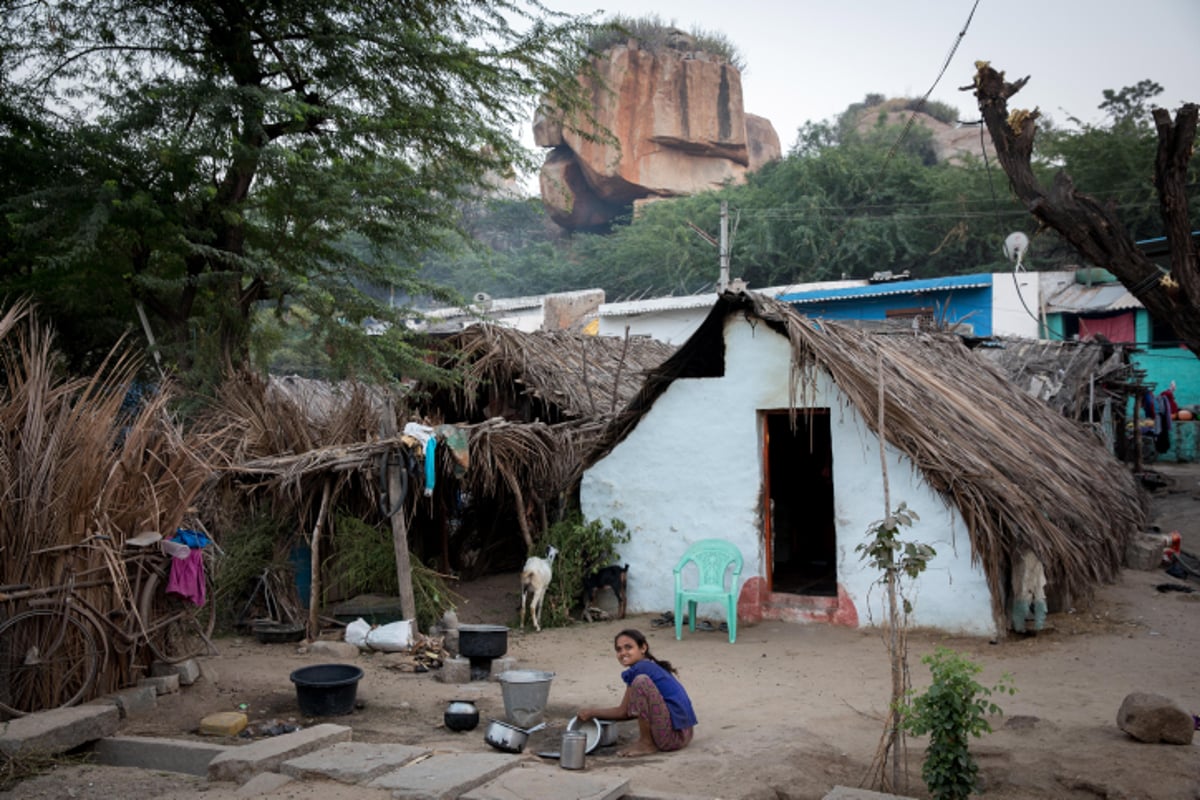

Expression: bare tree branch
xmin=971 ymin=62 xmax=1200 ymax=358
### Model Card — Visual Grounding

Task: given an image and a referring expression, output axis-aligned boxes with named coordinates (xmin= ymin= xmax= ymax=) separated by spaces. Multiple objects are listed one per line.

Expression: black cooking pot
xmin=457 ymin=624 xmax=508 ymax=659
xmin=444 ymin=700 xmax=480 ymax=732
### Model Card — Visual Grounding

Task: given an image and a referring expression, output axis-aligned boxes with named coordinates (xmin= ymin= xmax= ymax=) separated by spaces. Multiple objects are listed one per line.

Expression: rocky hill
xmin=850 ymin=97 xmax=996 ymax=165
xmin=535 ymin=31 xmax=781 ymax=230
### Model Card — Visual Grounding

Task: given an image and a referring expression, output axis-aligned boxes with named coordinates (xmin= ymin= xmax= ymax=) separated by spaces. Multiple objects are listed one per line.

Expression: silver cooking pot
xmin=483 ymin=719 xmax=546 ymax=753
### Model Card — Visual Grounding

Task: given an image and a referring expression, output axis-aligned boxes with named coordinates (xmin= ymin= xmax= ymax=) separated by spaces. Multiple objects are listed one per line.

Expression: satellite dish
xmin=472 ymin=291 xmax=492 ymax=309
xmin=1004 ymin=232 xmax=1030 ymax=264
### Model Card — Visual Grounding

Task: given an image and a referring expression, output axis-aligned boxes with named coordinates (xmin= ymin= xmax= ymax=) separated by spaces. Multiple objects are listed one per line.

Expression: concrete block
xmin=1125 ymin=534 xmax=1165 ymax=570
xmin=367 ymin=752 xmax=519 ymax=798
xmin=236 ymin=772 xmax=294 ymax=796
xmin=0 ymin=705 xmax=120 ymax=757
xmin=87 ymin=684 xmax=157 ymax=719
xmin=488 ymin=657 xmax=517 ymax=680
xmin=138 ymin=673 xmax=180 ymax=695
xmin=309 ymin=640 xmax=359 ymax=660
xmin=438 ymin=656 xmax=471 ymax=684
xmin=462 ymin=763 xmax=629 ymax=800
xmin=112 ymin=685 xmax=158 ymax=718
xmin=207 ymin=722 xmax=352 ymax=784
xmin=92 ymin=735 xmax=231 ymax=776
xmin=152 ymin=658 xmax=202 ymax=686
xmin=281 ymin=741 xmax=430 ymax=783
xmin=199 ymin=711 xmax=249 ymax=737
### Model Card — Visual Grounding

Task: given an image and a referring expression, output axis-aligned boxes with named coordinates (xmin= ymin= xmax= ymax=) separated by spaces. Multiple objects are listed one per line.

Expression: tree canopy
xmin=0 ymin=0 xmax=601 ymax=382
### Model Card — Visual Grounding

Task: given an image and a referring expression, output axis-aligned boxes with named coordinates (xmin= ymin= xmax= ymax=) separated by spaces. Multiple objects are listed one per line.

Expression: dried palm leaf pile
xmin=0 ymin=301 xmax=212 ymax=706
xmin=597 ymin=290 xmax=1147 ymax=625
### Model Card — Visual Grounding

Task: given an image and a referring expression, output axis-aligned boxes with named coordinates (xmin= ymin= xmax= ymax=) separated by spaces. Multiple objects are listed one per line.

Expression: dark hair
xmin=614 ymin=628 xmax=677 ymax=675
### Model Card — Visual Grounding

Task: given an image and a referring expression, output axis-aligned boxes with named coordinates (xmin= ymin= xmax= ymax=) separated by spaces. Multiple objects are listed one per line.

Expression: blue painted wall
xmin=780 ymin=277 xmax=995 ymax=336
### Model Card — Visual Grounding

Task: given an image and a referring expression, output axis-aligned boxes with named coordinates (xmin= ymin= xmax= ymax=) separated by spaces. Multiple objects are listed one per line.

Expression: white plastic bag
xmin=344 ymin=617 xmax=371 ymax=649
xmin=365 ymin=619 xmax=414 ymax=652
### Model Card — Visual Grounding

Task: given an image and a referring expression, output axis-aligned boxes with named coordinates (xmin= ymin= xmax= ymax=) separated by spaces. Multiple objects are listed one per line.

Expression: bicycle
xmin=0 ymin=533 xmax=218 ymax=717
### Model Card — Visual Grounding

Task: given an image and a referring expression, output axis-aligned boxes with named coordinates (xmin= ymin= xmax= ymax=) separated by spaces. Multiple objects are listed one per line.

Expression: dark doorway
xmin=764 ymin=410 xmax=837 ymax=596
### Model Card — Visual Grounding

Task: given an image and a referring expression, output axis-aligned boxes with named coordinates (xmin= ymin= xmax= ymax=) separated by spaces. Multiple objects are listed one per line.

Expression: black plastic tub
xmin=290 ymin=664 xmax=363 ymax=716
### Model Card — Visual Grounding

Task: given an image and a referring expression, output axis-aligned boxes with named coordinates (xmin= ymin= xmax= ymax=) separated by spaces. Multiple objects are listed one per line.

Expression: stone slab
xmin=92 ymin=735 xmax=231 ymax=776
xmin=152 ymin=658 xmax=202 ymax=686
xmin=622 ymin=792 xmax=720 ymax=800
xmin=823 ymin=787 xmax=919 ymax=800
xmin=236 ymin=771 xmax=294 ymax=796
xmin=461 ymin=763 xmax=630 ymax=800
xmin=207 ymin=723 xmax=352 ymax=784
xmin=281 ymin=741 xmax=431 ymax=783
xmin=138 ymin=673 xmax=180 ymax=695
xmin=0 ymin=704 xmax=120 ymax=757
xmin=367 ymin=752 xmax=519 ymax=798
xmin=87 ymin=684 xmax=158 ymax=719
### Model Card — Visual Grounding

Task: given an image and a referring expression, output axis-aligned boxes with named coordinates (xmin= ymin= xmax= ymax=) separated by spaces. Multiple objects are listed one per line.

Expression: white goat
xmin=520 ymin=545 xmax=558 ymax=632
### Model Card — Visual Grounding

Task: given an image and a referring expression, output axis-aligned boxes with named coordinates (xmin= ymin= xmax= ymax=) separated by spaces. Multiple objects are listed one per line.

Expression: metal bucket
xmin=496 ymin=669 xmax=554 ymax=728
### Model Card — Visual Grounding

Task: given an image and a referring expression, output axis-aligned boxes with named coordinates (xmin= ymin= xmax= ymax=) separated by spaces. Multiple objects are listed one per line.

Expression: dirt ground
xmin=5 ymin=464 xmax=1200 ymax=800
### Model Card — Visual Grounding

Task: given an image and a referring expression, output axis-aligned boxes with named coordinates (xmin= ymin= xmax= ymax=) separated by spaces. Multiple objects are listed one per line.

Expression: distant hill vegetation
xmin=588 ymin=14 xmax=746 ymax=71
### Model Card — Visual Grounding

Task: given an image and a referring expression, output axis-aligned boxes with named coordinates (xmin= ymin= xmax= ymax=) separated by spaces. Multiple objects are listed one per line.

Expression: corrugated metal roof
xmin=779 ymin=273 xmax=992 ymax=304
xmin=597 ymin=292 xmax=717 ymax=316
xmin=1043 ymin=281 xmax=1142 ymax=313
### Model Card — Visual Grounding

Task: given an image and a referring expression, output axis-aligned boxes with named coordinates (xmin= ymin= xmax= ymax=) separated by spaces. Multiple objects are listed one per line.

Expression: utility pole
xmin=718 ymin=200 xmax=730 ymax=292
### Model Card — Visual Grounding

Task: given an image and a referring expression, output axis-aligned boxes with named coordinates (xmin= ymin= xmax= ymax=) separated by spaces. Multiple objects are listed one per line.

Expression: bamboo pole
xmin=308 ymin=477 xmax=332 ymax=641
xmin=382 ymin=398 xmax=418 ymax=629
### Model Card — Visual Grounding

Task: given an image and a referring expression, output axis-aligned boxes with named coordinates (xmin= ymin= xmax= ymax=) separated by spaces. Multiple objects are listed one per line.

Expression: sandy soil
xmin=5 ymin=465 xmax=1200 ymax=800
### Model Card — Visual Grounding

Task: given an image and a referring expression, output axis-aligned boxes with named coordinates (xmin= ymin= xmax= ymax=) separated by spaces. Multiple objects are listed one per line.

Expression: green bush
xmin=901 ymin=647 xmax=1015 ymax=800
xmin=331 ymin=513 xmax=459 ymax=631
xmin=531 ymin=514 xmax=629 ymax=629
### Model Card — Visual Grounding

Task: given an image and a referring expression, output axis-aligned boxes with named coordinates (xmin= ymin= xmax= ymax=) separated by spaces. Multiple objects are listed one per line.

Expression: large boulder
xmin=538 ymin=38 xmax=780 ymax=229
xmin=1116 ymin=691 xmax=1195 ymax=744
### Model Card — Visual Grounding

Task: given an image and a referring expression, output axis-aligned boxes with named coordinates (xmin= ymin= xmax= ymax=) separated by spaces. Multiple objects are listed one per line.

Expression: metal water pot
xmin=560 ymin=730 xmax=587 ymax=769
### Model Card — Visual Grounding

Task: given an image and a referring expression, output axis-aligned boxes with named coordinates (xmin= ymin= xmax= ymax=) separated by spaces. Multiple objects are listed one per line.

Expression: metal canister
xmin=560 ymin=730 xmax=587 ymax=770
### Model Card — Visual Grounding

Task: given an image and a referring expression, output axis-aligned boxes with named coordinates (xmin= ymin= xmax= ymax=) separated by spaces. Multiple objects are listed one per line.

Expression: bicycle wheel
xmin=0 ymin=608 xmax=100 ymax=717
xmin=137 ymin=567 xmax=216 ymax=664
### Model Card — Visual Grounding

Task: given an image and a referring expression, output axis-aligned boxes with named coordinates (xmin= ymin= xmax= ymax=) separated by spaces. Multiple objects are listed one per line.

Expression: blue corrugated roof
xmin=778 ymin=273 xmax=992 ymax=304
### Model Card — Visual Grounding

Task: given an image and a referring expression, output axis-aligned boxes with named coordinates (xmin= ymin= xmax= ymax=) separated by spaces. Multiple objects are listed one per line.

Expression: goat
xmin=520 ymin=545 xmax=558 ymax=632
xmin=582 ymin=563 xmax=628 ymax=622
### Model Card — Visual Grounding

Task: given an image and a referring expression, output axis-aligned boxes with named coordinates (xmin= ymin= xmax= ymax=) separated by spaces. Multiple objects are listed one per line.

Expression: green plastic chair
xmin=673 ymin=539 xmax=743 ymax=643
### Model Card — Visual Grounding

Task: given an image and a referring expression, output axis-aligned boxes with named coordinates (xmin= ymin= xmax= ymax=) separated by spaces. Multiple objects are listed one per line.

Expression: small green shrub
xmin=533 ymin=514 xmax=630 ymax=629
xmin=212 ymin=508 xmax=290 ymax=630
xmin=331 ymin=513 xmax=459 ymax=631
xmin=901 ymin=647 xmax=1015 ymax=800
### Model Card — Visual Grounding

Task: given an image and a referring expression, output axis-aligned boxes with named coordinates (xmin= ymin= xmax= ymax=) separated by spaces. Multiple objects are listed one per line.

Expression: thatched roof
xmin=974 ymin=336 xmax=1140 ymax=419
xmin=591 ymin=290 xmax=1146 ymax=621
xmin=416 ymin=324 xmax=677 ymax=423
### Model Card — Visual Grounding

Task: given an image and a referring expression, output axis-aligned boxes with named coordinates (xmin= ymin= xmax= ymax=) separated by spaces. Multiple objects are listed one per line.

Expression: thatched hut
xmin=412 ymin=323 xmax=677 ymax=424
xmin=403 ymin=323 xmax=677 ymax=570
xmin=580 ymin=290 xmax=1146 ymax=637
xmin=203 ymin=325 xmax=676 ymax=629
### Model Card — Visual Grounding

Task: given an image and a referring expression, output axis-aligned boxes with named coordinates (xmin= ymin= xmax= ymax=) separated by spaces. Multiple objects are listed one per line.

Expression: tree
xmin=972 ymin=64 xmax=1200 ymax=358
xmin=0 ymin=0 xmax=601 ymax=382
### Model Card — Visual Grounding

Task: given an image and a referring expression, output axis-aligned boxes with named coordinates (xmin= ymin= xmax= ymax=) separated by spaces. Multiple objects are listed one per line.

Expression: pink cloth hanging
xmin=166 ymin=548 xmax=207 ymax=606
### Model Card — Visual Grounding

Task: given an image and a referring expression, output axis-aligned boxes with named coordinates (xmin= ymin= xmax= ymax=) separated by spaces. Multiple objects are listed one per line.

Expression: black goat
xmin=581 ymin=564 xmax=628 ymax=621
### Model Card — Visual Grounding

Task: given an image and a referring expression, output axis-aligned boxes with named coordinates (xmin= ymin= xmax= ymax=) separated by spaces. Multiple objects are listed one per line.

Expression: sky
xmin=535 ymin=0 xmax=1200 ymax=151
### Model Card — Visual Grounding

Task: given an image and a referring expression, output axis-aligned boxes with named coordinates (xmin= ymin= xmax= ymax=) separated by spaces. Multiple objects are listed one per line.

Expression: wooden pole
xmin=382 ymin=398 xmax=418 ymax=629
xmin=308 ymin=477 xmax=332 ymax=641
